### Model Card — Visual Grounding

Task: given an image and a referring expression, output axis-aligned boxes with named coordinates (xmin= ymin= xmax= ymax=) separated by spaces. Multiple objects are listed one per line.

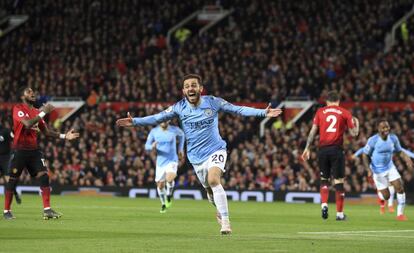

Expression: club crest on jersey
xmin=12 ymin=168 xmax=18 ymax=174
xmin=204 ymin=109 xmax=213 ymax=117
xmin=17 ymin=111 xmax=25 ymax=117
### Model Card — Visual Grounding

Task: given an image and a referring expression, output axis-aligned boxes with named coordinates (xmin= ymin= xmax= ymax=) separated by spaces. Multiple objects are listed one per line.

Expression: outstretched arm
xmin=402 ymin=148 xmax=414 ymax=159
xmin=116 ymin=110 xmax=177 ymax=127
xmin=116 ymin=112 xmax=134 ymax=127
xmin=264 ymin=104 xmax=283 ymax=118
xmin=351 ymin=147 xmax=364 ymax=159
xmin=399 ymin=151 xmax=413 ymax=170
xmin=301 ymin=124 xmax=318 ymax=160
xmin=219 ymin=98 xmax=282 ymax=118
xmin=42 ymin=126 xmax=80 ymax=141
xmin=390 ymin=134 xmax=412 ymax=169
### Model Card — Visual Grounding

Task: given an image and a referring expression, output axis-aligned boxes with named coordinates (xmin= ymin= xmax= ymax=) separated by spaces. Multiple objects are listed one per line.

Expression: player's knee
xmin=6 ymin=177 xmax=18 ymax=191
xmin=395 ymin=186 xmax=405 ymax=194
xmin=393 ymin=181 xmax=405 ymax=194
xmin=207 ymin=168 xmax=222 ymax=187
xmin=207 ymin=176 xmax=220 ymax=187
xmin=381 ymin=190 xmax=390 ymax=200
xmin=334 ymin=183 xmax=344 ymax=191
xmin=39 ymin=173 xmax=50 ymax=187
xmin=166 ymin=173 xmax=176 ymax=182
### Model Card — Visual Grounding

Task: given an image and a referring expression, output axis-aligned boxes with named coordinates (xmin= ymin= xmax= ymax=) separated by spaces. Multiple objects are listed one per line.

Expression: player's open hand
xmin=65 ymin=129 xmax=80 ymax=140
xmin=265 ymin=104 xmax=282 ymax=118
xmin=40 ymin=103 xmax=55 ymax=114
xmin=116 ymin=112 xmax=134 ymax=127
xmin=301 ymin=148 xmax=310 ymax=161
xmin=151 ymin=141 xmax=158 ymax=150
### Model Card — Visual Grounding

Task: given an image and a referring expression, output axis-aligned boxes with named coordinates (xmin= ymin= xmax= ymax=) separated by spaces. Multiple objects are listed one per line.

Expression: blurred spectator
xmin=1 ymin=102 xmax=412 ymax=193
xmin=0 ymin=0 xmax=414 ymax=192
xmin=1 ymin=0 xmax=413 ymax=103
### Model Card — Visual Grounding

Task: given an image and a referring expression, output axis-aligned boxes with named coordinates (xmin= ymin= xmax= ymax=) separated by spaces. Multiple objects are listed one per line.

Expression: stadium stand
xmin=1 ymin=104 xmax=413 ymax=193
xmin=1 ymin=0 xmax=414 ymax=102
xmin=0 ymin=0 xmax=414 ymax=193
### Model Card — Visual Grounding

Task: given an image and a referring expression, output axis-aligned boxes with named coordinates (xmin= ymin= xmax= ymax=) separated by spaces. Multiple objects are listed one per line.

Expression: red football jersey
xmin=12 ymin=103 xmax=46 ymax=150
xmin=313 ymin=105 xmax=354 ymax=147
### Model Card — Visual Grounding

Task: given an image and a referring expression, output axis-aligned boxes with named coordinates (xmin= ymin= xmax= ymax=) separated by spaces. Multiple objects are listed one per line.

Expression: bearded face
xmin=182 ymin=78 xmax=203 ymax=105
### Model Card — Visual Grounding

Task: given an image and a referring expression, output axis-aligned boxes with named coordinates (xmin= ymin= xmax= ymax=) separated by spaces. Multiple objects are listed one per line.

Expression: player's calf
xmin=320 ymin=179 xmax=329 ymax=220
xmin=38 ymin=172 xmax=52 ymax=210
xmin=334 ymin=182 xmax=346 ymax=220
xmin=165 ymin=180 xmax=174 ymax=208
xmin=4 ymin=177 xmax=18 ymax=214
xmin=378 ymin=189 xmax=390 ymax=201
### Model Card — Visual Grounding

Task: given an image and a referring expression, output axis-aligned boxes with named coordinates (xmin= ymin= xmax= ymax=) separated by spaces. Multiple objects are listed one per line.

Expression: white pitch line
xmin=298 ymin=230 xmax=414 ymax=235
xmin=352 ymin=234 xmax=414 ymax=239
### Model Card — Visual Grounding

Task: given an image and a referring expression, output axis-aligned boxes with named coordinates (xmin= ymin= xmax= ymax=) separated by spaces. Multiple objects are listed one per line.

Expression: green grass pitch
xmin=1 ymin=195 xmax=413 ymax=253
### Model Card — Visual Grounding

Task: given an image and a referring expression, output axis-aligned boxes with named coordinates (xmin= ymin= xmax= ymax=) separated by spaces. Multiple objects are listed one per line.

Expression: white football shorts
xmin=373 ymin=165 xmax=401 ymax=190
xmin=193 ymin=149 xmax=227 ymax=188
xmin=155 ymin=162 xmax=178 ymax=182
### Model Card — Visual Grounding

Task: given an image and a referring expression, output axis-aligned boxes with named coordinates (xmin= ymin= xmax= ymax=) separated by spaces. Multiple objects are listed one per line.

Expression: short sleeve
xmin=12 ymin=106 xmax=24 ymax=122
xmin=363 ymin=137 xmax=376 ymax=156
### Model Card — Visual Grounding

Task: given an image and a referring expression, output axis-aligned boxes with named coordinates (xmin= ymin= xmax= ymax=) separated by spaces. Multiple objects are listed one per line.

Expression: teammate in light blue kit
xmin=354 ymin=146 xmax=414 ymax=214
xmin=145 ymin=121 xmax=184 ymax=213
xmin=360 ymin=120 xmax=413 ymax=221
xmin=117 ymin=74 xmax=282 ymax=235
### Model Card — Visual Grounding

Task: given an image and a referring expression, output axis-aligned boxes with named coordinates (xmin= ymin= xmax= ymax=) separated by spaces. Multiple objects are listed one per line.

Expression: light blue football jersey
xmin=133 ymin=96 xmax=266 ymax=164
xmin=145 ymin=125 xmax=185 ymax=167
xmin=363 ymin=133 xmax=402 ymax=174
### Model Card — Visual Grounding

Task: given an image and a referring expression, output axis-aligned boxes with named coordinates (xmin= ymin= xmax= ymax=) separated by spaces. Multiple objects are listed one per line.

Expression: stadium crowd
xmin=1 ymin=0 xmax=413 ymax=104
xmin=1 ymin=104 xmax=413 ymax=193
xmin=0 ymin=0 xmax=414 ymax=192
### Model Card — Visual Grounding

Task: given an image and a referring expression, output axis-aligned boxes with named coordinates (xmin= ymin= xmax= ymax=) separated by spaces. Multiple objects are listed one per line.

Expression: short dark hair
xmin=182 ymin=74 xmax=202 ymax=87
xmin=326 ymin=91 xmax=339 ymax=102
xmin=18 ymin=86 xmax=29 ymax=97
xmin=376 ymin=119 xmax=388 ymax=127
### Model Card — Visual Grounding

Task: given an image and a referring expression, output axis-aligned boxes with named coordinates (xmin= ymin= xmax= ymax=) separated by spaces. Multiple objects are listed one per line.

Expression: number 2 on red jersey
xmin=326 ymin=115 xmax=337 ymax=132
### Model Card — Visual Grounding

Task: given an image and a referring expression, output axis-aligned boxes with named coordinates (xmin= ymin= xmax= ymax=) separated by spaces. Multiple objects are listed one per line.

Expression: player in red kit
xmin=302 ymin=91 xmax=359 ymax=221
xmin=3 ymin=87 xmax=79 ymax=220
